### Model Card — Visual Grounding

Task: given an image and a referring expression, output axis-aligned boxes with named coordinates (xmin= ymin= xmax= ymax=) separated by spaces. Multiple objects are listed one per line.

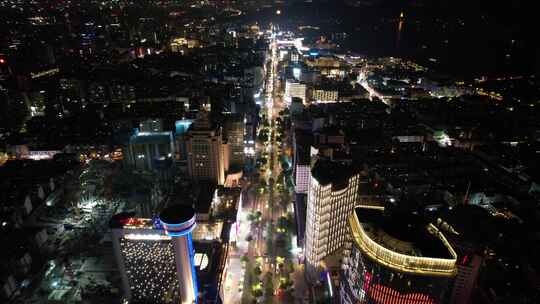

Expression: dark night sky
xmin=247 ymin=0 xmax=538 ymax=78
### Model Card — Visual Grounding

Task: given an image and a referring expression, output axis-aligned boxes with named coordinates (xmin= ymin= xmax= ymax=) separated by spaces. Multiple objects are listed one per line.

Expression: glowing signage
xmin=124 ymin=234 xmax=171 ymax=241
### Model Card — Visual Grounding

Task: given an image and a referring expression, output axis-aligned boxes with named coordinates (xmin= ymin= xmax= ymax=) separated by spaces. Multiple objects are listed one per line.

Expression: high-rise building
xmin=439 ymin=205 xmax=492 ymax=304
xmin=304 ymin=160 xmax=360 ymax=271
xmin=175 ymin=119 xmax=194 ymax=161
xmin=243 ymin=66 xmax=264 ymax=97
xmin=110 ymin=206 xmax=198 ymax=304
xmin=291 ymin=128 xmax=312 ymax=248
xmin=340 ymin=206 xmax=458 ymax=304
xmin=125 ymin=129 xmax=175 ymax=171
xmin=285 ymin=80 xmax=307 ymax=104
xmin=223 ymin=113 xmax=245 ymax=168
xmin=292 ymin=129 xmax=312 ymax=195
xmin=186 ymin=105 xmax=225 ymax=185
xmin=449 ymin=254 xmax=482 ymax=304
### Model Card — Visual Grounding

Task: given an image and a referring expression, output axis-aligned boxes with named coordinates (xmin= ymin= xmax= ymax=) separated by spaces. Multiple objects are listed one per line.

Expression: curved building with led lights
xmin=111 ymin=206 xmax=198 ymax=304
xmin=340 ymin=206 xmax=457 ymax=304
xmin=160 ymin=206 xmax=198 ymax=304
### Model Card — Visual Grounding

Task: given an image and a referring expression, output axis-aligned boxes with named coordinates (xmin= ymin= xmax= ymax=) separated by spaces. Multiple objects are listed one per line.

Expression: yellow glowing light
xmin=349 ymin=209 xmax=457 ymax=277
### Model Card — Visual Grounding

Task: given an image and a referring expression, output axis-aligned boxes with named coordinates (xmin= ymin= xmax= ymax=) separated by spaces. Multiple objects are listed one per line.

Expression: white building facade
xmin=285 ymin=80 xmax=307 ymax=104
xmin=304 ymin=161 xmax=360 ymax=270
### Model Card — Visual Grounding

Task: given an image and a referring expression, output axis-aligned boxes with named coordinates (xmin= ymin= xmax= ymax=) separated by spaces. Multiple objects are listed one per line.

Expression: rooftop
xmin=356 ymin=207 xmax=452 ymax=259
xmin=195 ymin=181 xmax=217 ymax=214
xmin=350 ymin=206 xmax=457 ymax=277
xmin=311 ymin=159 xmax=356 ymax=188
xmin=129 ymin=131 xmax=173 ymax=145
xmin=175 ymin=120 xmax=194 ymax=135
xmin=160 ymin=205 xmax=196 ymax=225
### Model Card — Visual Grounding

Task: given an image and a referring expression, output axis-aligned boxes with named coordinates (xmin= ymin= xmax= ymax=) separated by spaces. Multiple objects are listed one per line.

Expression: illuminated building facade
xmin=285 ymin=80 xmax=307 ymax=104
xmin=292 ymin=129 xmax=312 ymax=195
xmin=111 ymin=206 xmax=199 ymax=304
xmin=311 ymin=88 xmax=339 ymax=103
xmin=340 ymin=206 xmax=457 ymax=304
xmin=186 ymin=105 xmax=225 ymax=185
xmin=305 ymin=160 xmax=360 ymax=270
xmin=170 ymin=37 xmax=200 ymax=52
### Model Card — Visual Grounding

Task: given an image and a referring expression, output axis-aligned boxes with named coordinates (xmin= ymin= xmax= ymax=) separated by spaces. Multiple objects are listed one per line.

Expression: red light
xmin=119 ymin=217 xmax=143 ymax=226
xmin=0 ymin=58 xmax=5 ymax=64
xmin=118 ymin=217 xmax=131 ymax=226
xmin=368 ymin=284 xmax=434 ymax=304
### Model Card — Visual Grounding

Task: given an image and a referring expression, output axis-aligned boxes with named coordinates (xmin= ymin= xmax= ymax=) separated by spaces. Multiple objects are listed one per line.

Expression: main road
xmin=224 ymin=27 xmax=307 ymax=304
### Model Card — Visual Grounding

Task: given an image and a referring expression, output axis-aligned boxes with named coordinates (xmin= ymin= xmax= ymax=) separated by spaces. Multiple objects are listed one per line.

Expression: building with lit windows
xmin=223 ymin=113 xmax=245 ymax=168
xmin=110 ymin=206 xmax=199 ymax=304
xmin=186 ymin=104 xmax=225 ymax=185
xmin=340 ymin=206 xmax=458 ymax=304
xmin=170 ymin=37 xmax=201 ymax=52
xmin=285 ymin=80 xmax=307 ymax=104
xmin=305 ymin=160 xmax=360 ymax=272
xmin=292 ymin=129 xmax=312 ymax=195
xmin=312 ymin=88 xmax=339 ymax=103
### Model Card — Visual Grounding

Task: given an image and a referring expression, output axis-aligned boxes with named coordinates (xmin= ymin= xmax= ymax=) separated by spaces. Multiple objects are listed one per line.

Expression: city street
xmin=223 ymin=27 xmax=308 ymax=304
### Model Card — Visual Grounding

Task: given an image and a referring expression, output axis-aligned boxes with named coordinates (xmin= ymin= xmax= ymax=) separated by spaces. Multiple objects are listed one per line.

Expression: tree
xmin=259 ymin=179 xmax=267 ymax=190
xmin=247 ymin=213 xmax=256 ymax=221
xmin=252 ymin=289 xmax=263 ymax=298
xmin=263 ymin=272 xmax=274 ymax=299
xmin=262 ymin=118 xmax=270 ymax=128
xmin=277 ymin=216 xmax=289 ymax=230
xmin=258 ymin=129 xmax=269 ymax=142
xmin=240 ymin=255 xmax=249 ymax=264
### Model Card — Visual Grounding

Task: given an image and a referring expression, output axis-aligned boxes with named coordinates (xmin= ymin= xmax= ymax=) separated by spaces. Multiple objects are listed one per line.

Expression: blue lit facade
xmin=175 ymin=120 xmax=194 ymax=135
xmin=175 ymin=119 xmax=193 ymax=161
xmin=160 ymin=212 xmax=199 ymax=304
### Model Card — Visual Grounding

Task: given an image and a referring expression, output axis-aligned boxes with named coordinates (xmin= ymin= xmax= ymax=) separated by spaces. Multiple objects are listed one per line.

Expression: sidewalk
xmin=291 ymin=264 xmax=309 ymax=303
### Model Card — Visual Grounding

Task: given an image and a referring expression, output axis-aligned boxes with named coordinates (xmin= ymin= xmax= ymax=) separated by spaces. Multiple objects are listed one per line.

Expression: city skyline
xmin=1 ymin=1 xmax=538 ymax=304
